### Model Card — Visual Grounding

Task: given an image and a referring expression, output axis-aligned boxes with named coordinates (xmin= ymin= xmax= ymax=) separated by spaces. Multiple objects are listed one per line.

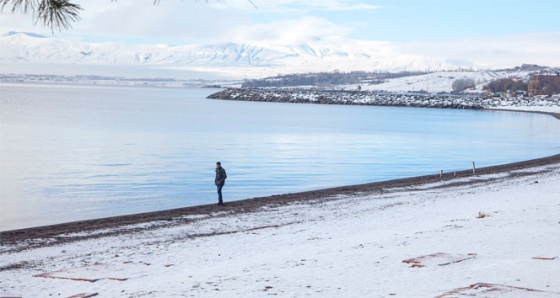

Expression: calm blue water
xmin=1 ymin=83 xmax=559 ymax=231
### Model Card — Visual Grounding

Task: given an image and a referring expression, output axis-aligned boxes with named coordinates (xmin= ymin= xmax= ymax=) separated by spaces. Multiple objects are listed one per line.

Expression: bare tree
xmin=451 ymin=78 xmax=476 ymax=93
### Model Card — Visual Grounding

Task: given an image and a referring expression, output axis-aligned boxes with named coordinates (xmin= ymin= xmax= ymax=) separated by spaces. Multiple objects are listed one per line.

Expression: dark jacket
xmin=215 ymin=167 xmax=227 ymax=186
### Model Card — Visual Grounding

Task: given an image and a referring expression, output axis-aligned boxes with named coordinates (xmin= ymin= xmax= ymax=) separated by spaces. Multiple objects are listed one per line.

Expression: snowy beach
xmin=1 ymin=156 xmax=560 ymax=297
xmin=1 ymin=106 xmax=560 ymax=297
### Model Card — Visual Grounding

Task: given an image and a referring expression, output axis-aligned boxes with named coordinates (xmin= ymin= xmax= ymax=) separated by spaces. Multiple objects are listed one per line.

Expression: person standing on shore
xmin=215 ymin=162 xmax=227 ymax=205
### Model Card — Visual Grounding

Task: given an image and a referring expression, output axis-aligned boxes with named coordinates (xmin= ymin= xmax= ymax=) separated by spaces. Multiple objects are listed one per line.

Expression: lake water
xmin=1 ymin=83 xmax=559 ymax=231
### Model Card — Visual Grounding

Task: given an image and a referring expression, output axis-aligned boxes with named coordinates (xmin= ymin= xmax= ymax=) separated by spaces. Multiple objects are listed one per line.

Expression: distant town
xmin=2 ymin=64 xmax=559 ymax=96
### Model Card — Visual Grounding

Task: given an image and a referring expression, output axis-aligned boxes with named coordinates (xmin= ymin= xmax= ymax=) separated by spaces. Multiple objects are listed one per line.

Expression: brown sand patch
xmin=67 ymin=293 xmax=98 ymax=298
xmin=533 ymin=256 xmax=557 ymax=261
xmin=402 ymin=252 xmax=477 ymax=268
xmin=436 ymin=282 xmax=560 ymax=297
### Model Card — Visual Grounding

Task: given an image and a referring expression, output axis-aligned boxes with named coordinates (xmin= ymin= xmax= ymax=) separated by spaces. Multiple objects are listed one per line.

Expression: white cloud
xmin=0 ymin=0 xmax=252 ymax=43
xmin=400 ymin=33 xmax=560 ymax=69
xmin=207 ymin=0 xmax=380 ymax=13
xmin=76 ymin=1 xmax=250 ymax=42
xmin=0 ymin=1 xmax=358 ymax=45
xmin=229 ymin=16 xmax=350 ymax=44
xmin=70 ymin=1 xmax=354 ymax=45
xmin=0 ymin=0 xmax=374 ymax=44
xmin=0 ymin=9 xmax=52 ymax=36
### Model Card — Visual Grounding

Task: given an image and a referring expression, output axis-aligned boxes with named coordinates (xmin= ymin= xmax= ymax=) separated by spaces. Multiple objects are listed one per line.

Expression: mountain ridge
xmin=1 ymin=31 xmax=481 ymax=79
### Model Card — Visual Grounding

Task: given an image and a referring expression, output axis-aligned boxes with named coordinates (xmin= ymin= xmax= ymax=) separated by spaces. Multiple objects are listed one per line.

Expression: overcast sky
xmin=1 ymin=0 xmax=559 ymax=67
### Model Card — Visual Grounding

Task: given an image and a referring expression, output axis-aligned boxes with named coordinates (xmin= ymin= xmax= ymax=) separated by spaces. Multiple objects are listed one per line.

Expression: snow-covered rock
xmin=208 ymin=88 xmax=560 ymax=112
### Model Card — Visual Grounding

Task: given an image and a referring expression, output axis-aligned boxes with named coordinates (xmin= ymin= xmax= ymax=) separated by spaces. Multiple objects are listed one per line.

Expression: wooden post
xmin=472 ymin=161 xmax=476 ymax=175
xmin=440 ymin=170 xmax=443 ymax=178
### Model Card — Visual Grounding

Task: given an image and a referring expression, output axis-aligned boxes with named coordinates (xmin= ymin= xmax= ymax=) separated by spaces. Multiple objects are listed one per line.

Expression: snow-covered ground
xmin=2 ymin=160 xmax=560 ymax=297
xmin=342 ymin=70 xmax=534 ymax=94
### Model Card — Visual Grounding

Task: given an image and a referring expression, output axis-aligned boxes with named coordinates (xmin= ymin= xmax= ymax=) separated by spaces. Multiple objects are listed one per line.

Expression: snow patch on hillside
xmin=348 ymin=70 xmax=534 ymax=93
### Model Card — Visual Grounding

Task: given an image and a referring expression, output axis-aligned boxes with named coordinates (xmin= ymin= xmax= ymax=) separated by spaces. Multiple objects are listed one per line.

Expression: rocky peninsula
xmin=208 ymin=88 xmax=560 ymax=111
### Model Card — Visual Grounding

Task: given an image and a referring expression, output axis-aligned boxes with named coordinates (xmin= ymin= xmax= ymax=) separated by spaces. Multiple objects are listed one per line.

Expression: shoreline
xmin=1 ymin=105 xmax=559 ymax=246
xmin=2 ymin=151 xmax=559 ymax=246
xmin=489 ymin=107 xmax=560 ymax=120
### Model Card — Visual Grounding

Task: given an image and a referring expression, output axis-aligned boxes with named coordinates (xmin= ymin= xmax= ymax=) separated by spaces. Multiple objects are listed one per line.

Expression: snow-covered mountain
xmin=1 ymin=31 xmax=479 ymax=79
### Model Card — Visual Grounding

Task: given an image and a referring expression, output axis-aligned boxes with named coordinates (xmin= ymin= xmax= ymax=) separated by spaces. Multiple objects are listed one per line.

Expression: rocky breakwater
xmin=208 ymin=88 xmax=485 ymax=109
xmin=208 ymin=88 xmax=560 ymax=111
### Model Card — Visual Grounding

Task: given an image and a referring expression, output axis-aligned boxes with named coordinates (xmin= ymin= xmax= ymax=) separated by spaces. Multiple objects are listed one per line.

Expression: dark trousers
xmin=217 ymin=184 xmax=224 ymax=203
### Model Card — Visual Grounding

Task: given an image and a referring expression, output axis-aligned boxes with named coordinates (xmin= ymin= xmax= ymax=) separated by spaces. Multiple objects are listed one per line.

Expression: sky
xmin=2 ymin=0 xmax=559 ymax=44
xmin=1 ymin=0 xmax=559 ymax=68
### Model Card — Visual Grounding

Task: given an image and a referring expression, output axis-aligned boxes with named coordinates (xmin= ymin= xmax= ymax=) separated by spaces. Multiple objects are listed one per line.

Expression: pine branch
xmin=1 ymin=0 xmax=82 ymax=32
xmin=36 ymin=0 xmax=82 ymax=32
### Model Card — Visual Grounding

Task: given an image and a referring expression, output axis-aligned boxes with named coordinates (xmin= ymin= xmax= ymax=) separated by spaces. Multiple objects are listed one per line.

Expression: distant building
xmin=519 ymin=64 xmax=543 ymax=71
xmin=528 ymin=74 xmax=560 ymax=96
